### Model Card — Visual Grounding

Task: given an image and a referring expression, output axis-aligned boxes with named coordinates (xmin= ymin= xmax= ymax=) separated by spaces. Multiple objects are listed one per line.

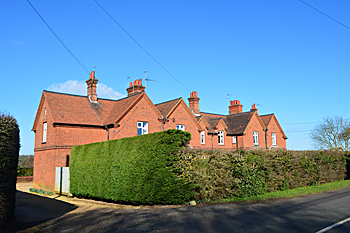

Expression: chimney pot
xmin=126 ymin=79 xmax=145 ymax=96
xmin=188 ymin=91 xmax=200 ymax=114
xmin=250 ymin=104 xmax=258 ymax=112
xmin=229 ymin=99 xmax=242 ymax=115
xmin=86 ymin=71 xmax=98 ymax=102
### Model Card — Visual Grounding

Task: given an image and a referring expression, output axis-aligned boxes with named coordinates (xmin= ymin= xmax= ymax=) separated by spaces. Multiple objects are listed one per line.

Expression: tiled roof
xmin=200 ymin=111 xmax=255 ymax=135
xmin=260 ymin=114 xmax=274 ymax=127
xmin=155 ymin=98 xmax=181 ymax=117
xmin=42 ymin=90 xmax=142 ymax=127
xmin=224 ymin=112 xmax=255 ymax=135
xmin=103 ymin=93 xmax=143 ymax=125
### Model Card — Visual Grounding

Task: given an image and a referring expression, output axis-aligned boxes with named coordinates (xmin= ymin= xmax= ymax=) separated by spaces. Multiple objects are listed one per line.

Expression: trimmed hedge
xmin=70 ymin=129 xmax=194 ymax=205
xmin=178 ymin=149 xmax=346 ymax=201
xmin=0 ymin=112 xmax=20 ymax=228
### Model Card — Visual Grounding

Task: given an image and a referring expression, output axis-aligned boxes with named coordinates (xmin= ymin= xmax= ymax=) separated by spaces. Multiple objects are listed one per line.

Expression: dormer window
xmin=176 ymin=125 xmax=185 ymax=131
xmin=43 ymin=122 xmax=47 ymax=143
xmin=201 ymin=131 xmax=205 ymax=144
xmin=253 ymin=131 xmax=258 ymax=145
xmin=232 ymin=136 xmax=236 ymax=144
xmin=272 ymin=133 xmax=277 ymax=146
xmin=218 ymin=130 xmax=224 ymax=145
xmin=137 ymin=122 xmax=148 ymax=135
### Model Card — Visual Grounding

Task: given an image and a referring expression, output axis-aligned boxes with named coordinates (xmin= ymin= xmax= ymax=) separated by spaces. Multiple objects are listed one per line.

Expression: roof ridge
xmin=155 ymin=97 xmax=182 ymax=106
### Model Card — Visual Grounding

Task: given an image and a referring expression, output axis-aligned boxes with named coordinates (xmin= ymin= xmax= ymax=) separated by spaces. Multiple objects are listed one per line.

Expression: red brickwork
xmin=33 ymin=73 xmax=287 ymax=191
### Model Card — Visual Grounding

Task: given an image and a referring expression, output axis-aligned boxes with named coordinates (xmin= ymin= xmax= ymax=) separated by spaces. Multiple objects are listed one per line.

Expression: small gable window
xmin=272 ymin=133 xmax=277 ymax=146
xmin=201 ymin=131 xmax=205 ymax=144
xmin=232 ymin=136 xmax=236 ymax=144
xmin=137 ymin=122 xmax=148 ymax=135
xmin=43 ymin=122 xmax=47 ymax=143
xmin=176 ymin=125 xmax=185 ymax=131
xmin=253 ymin=131 xmax=258 ymax=145
xmin=218 ymin=130 xmax=224 ymax=145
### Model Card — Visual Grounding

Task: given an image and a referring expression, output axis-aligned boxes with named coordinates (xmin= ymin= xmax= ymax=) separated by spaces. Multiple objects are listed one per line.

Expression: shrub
xmin=70 ymin=129 xmax=194 ymax=205
xmin=0 ymin=112 xmax=20 ymax=228
xmin=179 ymin=149 xmax=346 ymax=201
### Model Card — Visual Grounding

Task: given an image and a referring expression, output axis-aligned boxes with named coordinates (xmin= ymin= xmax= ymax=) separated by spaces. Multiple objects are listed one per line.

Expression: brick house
xmin=32 ymin=71 xmax=287 ymax=191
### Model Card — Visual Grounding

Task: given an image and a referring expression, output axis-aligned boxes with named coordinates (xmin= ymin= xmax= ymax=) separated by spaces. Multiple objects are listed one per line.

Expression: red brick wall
xmin=265 ymin=117 xmax=287 ymax=150
xmin=163 ymin=102 xmax=201 ymax=147
xmin=110 ymin=97 xmax=163 ymax=139
xmin=240 ymin=114 xmax=266 ymax=150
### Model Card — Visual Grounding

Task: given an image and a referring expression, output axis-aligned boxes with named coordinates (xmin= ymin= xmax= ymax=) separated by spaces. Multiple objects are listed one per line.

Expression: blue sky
xmin=2 ymin=1 xmax=350 ymax=155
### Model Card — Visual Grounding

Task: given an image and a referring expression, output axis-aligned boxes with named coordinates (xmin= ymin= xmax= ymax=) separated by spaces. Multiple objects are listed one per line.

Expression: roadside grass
xmin=211 ymin=180 xmax=350 ymax=204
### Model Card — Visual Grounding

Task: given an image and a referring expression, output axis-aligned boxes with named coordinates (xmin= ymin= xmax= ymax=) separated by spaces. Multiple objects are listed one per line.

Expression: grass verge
xmin=214 ymin=180 xmax=350 ymax=204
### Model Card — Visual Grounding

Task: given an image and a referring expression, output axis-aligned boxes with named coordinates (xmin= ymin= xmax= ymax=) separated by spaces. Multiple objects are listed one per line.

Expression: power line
xmin=27 ymin=0 xmax=90 ymax=74
xmin=299 ymin=0 xmax=350 ymax=31
xmin=93 ymin=0 xmax=218 ymax=112
xmin=281 ymin=122 xmax=318 ymax=125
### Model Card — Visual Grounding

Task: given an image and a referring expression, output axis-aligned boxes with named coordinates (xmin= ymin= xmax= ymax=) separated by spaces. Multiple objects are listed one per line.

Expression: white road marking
xmin=315 ymin=217 xmax=350 ymax=233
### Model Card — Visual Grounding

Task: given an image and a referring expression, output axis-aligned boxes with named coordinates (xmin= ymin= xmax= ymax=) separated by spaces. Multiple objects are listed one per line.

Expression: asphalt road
xmin=3 ymin=186 xmax=350 ymax=233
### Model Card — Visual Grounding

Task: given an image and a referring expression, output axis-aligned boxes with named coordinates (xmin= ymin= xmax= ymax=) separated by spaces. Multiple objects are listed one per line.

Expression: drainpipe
xmin=105 ymin=125 xmax=110 ymax=141
xmin=163 ymin=117 xmax=166 ymax=131
xmin=236 ymin=136 xmax=238 ymax=150
xmin=264 ymin=128 xmax=268 ymax=149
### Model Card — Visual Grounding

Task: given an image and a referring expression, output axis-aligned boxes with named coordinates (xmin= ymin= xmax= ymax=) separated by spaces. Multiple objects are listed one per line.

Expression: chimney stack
xmin=86 ymin=71 xmax=98 ymax=102
xmin=188 ymin=91 xmax=200 ymax=114
xmin=228 ymin=100 xmax=242 ymax=115
xmin=126 ymin=79 xmax=145 ymax=96
xmin=250 ymin=104 xmax=258 ymax=112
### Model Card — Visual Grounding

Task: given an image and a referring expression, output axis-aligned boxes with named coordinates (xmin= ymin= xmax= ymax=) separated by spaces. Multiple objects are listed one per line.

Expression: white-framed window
xmin=253 ymin=131 xmax=258 ymax=145
xmin=201 ymin=131 xmax=205 ymax=144
xmin=137 ymin=121 xmax=148 ymax=135
xmin=176 ymin=124 xmax=185 ymax=131
xmin=232 ymin=136 xmax=237 ymax=144
xmin=218 ymin=130 xmax=224 ymax=145
xmin=272 ymin=133 xmax=277 ymax=146
xmin=43 ymin=122 xmax=47 ymax=143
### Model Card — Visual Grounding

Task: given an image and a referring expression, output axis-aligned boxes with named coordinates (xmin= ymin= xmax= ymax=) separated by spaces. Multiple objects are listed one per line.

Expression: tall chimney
xmin=126 ymin=79 xmax=145 ymax=96
xmin=229 ymin=100 xmax=242 ymax=115
xmin=86 ymin=71 xmax=98 ymax=102
xmin=188 ymin=91 xmax=200 ymax=114
xmin=250 ymin=103 xmax=258 ymax=112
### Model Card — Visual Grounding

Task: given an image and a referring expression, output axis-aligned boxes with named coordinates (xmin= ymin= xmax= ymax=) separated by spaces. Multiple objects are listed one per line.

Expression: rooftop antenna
xmin=92 ymin=66 xmax=103 ymax=71
xmin=226 ymin=94 xmax=234 ymax=106
xmin=143 ymin=70 xmax=156 ymax=87
xmin=127 ymin=76 xmax=136 ymax=95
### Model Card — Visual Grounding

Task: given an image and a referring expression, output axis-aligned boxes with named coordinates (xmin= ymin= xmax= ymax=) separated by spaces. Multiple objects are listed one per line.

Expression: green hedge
xmin=17 ymin=167 xmax=33 ymax=177
xmin=70 ymin=129 xmax=194 ymax=205
xmin=178 ymin=149 xmax=346 ymax=201
xmin=0 ymin=112 xmax=20 ymax=228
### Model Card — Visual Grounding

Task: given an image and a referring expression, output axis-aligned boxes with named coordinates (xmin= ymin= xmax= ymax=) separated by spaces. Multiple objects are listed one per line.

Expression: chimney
xmin=86 ymin=71 xmax=98 ymax=102
xmin=229 ymin=100 xmax=242 ymax=115
xmin=188 ymin=91 xmax=200 ymax=114
xmin=250 ymin=103 xmax=258 ymax=112
xmin=126 ymin=79 xmax=145 ymax=96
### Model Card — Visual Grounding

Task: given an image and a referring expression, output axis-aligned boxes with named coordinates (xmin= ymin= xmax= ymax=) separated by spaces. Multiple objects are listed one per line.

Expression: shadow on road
xmin=3 ymin=191 xmax=77 ymax=233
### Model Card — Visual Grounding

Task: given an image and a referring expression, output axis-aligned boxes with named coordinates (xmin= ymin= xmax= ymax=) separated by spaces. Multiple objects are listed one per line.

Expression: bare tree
xmin=310 ymin=116 xmax=350 ymax=151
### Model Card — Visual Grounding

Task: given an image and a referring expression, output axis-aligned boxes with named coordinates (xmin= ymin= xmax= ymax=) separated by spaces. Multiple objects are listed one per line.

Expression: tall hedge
xmin=178 ymin=149 xmax=346 ymax=201
xmin=0 ymin=112 xmax=20 ymax=228
xmin=70 ymin=129 xmax=194 ymax=205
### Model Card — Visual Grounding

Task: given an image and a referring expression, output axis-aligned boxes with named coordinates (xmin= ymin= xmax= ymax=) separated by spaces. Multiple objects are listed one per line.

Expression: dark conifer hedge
xmin=70 ymin=129 xmax=194 ymax=205
xmin=0 ymin=112 xmax=20 ymax=228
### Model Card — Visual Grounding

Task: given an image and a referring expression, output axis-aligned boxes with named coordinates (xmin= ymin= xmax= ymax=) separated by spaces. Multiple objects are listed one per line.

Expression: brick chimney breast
xmin=126 ymin=79 xmax=145 ymax=96
xmin=86 ymin=71 xmax=98 ymax=102
xmin=188 ymin=91 xmax=200 ymax=114
xmin=229 ymin=100 xmax=242 ymax=115
xmin=250 ymin=104 xmax=258 ymax=112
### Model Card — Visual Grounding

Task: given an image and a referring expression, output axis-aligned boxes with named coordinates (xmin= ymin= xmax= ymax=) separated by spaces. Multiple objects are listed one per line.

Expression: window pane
xmin=43 ymin=122 xmax=47 ymax=143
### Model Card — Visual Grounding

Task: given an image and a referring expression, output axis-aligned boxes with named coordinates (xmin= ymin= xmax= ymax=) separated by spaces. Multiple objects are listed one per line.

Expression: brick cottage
xmin=32 ymin=71 xmax=287 ymax=191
